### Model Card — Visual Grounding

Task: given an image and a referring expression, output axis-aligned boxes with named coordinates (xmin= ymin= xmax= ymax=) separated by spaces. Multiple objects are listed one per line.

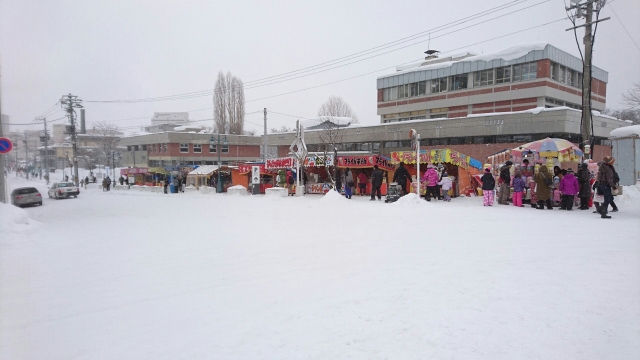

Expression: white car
xmin=48 ymin=182 xmax=80 ymax=199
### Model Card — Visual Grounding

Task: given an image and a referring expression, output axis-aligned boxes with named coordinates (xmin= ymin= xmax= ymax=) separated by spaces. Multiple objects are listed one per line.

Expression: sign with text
xmin=336 ymin=155 xmax=395 ymax=171
xmin=251 ymin=166 xmax=261 ymax=185
xmin=266 ymin=157 xmax=294 ymax=170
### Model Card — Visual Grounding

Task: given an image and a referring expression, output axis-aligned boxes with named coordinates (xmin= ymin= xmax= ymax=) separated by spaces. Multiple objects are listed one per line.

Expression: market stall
xmin=335 ymin=154 xmax=395 ymax=196
xmin=237 ymin=163 xmax=273 ymax=193
xmin=389 ymin=148 xmax=483 ymax=197
xmin=302 ymin=154 xmax=334 ymax=194
xmin=120 ymin=167 xmax=149 ymax=185
xmin=186 ymin=165 xmax=223 ymax=190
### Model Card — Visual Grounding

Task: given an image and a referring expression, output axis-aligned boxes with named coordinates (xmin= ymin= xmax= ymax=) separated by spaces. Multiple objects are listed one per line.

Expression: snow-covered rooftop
xmin=610 ymin=124 xmax=640 ymax=138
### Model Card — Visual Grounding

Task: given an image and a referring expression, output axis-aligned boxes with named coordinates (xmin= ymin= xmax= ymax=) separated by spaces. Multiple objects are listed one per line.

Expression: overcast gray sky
xmin=1 ymin=0 xmax=639 ymax=134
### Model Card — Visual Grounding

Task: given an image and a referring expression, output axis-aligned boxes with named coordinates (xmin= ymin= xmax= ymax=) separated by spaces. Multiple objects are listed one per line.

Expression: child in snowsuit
xmin=480 ymin=168 xmax=495 ymax=206
xmin=512 ymin=171 xmax=526 ymax=207
xmin=437 ymin=173 xmax=453 ymax=202
xmin=421 ymin=164 xmax=439 ymax=201
xmin=559 ymin=168 xmax=580 ymax=210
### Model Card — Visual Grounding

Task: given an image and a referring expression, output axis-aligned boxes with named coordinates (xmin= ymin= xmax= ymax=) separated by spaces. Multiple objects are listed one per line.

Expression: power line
xmin=608 ymin=4 xmax=640 ymax=53
xmin=1 ymin=116 xmax=66 ymax=126
xmin=84 ymin=0 xmax=549 ymax=104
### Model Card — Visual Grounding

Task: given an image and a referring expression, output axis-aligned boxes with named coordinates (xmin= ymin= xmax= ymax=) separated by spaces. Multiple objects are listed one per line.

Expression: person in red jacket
xmin=357 ymin=171 xmax=368 ymax=196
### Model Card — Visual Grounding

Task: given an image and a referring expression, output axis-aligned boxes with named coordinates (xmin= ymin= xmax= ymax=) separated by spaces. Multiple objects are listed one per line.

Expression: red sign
xmin=0 ymin=137 xmax=12 ymax=154
xmin=336 ymin=155 xmax=395 ymax=171
xmin=120 ymin=167 xmax=148 ymax=175
xmin=266 ymin=157 xmax=294 ymax=170
xmin=239 ymin=164 xmax=266 ymax=174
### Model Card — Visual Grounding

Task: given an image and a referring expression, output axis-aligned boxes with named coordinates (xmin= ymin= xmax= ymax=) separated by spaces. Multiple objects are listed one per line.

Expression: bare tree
xmin=90 ymin=122 xmax=122 ymax=165
xmin=317 ymin=96 xmax=359 ymax=124
xmin=269 ymin=125 xmax=293 ymax=133
xmin=622 ymin=82 xmax=640 ymax=109
xmin=213 ymin=71 xmax=246 ymax=134
xmin=603 ymin=108 xmax=640 ymax=125
xmin=76 ymin=147 xmax=100 ymax=170
xmin=316 ymin=120 xmax=347 ymax=187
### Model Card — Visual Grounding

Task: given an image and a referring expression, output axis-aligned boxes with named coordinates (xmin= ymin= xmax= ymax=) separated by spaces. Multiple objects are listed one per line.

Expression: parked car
xmin=48 ymin=182 xmax=80 ymax=199
xmin=11 ymin=187 xmax=43 ymax=207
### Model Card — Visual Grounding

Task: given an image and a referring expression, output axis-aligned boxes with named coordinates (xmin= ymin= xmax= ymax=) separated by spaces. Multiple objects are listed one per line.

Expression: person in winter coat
xmin=393 ymin=162 xmax=412 ymax=196
xmin=437 ymin=172 xmax=453 ymax=202
xmin=498 ymin=161 xmax=513 ymax=205
xmin=480 ymin=168 xmax=496 ymax=206
xmin=596 ymin=156 xmax=617 ymax=219
xmin=163 ymin=179 xmax=168 ymax=194
xmin=559 ymin=168 xmax=580 ymax=210
xmin=534 ymin=165 xmax=553 ymax=209
xmin=102 ymin=178 xmax=108 ymax=192
xmin=512 ymin=171 xmax=526 ymax=207
xmin=357 ymin=171 xmax=368 ymax=196
xmin=576 ymin=162 xmax=591 ymax=210
xmin=421 ymin=164 xmax=439 ymax=201
xmin=286 ymin=169 xmax=295 ymax=196
xmin=370 ymin=165 xmax=383 ymax=201
xmin=106 ymin=177 xmax=112 ymax=191
xmin=344 ymin=168 xmax=354 ymax=199
xmin=119 ymin=176 xmax=124 ymax=185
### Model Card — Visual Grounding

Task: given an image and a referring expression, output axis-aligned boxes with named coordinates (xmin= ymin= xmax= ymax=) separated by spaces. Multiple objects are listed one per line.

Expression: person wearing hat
xmin=421 ymin=164 xmax=439 ymax=201
xmin=534 ymin=165 xmax=553 ymax=209
xmin=480 ymin=168 xmax=496 ymax=206
xmin=596 ymin=156 xmax=617 ymax=219
xmin=498 ymin=161 xmax=513 ymax=205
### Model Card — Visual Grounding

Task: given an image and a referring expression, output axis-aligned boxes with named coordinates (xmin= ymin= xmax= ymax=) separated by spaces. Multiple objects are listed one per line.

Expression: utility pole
xmin=23 ymin=134 xmax=28 ymax=180
xmin=60 ymin=94 xmax=82 ymax=186
xmin=566 ymin=0 xmax=609 ymax=159
xmin=35 ymin=116 xmax=50 ymax=185
xmin=263 ymin=108 xmax=267 ymax=162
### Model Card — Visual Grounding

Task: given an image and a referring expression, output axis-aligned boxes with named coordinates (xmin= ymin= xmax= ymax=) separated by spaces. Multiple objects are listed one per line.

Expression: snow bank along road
xmin=1 ymin=175 xmax=639 ymax=359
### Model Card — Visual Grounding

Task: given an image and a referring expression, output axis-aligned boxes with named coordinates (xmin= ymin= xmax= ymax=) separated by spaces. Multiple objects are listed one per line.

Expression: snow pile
xmin=227 ymin=185 xmax=248 ymax=195
xmin=0 ymin=202 xmax=33 ymax=235
xmin=392 ymin=193 xmax=429 ymax=207
xmin=621 ymin=183 xmax=640 ymax=202
xmin=610 ymin=124 xmax=640 ymax=138
xmin=319 ymin=189 xmax=347 ymax=203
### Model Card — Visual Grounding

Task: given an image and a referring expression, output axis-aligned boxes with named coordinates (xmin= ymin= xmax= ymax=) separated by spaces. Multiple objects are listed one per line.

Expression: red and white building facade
xmin=376 ymin=44 xmax=607 ymax=123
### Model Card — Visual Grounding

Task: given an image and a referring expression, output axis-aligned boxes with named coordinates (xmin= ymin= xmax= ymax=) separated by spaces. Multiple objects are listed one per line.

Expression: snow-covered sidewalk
xmin=1 ymin=174 xmax=639 ymax=359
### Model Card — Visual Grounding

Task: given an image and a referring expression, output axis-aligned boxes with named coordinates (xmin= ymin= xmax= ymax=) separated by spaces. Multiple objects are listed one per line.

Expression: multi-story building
xmin=376 ymin=44 xmax=607 ymax=123
xmin=7 ymin=130 xmax=43 ymax=164
xmin=150 ymin=112 xmax=189 ymax=127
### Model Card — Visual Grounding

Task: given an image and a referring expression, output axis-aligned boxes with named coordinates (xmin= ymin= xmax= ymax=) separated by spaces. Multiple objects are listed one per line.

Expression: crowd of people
xmin=480 ymin=156 xmax=621 ymax=219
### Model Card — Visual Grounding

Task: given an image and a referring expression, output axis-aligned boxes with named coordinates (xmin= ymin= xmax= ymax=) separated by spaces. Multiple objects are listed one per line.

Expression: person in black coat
xmin=480 ymin=168 xmax=496 ymax=206
xmin=576 ymin=162 xmax=591 ymax=210
xmin=498 ymin=161 xmax=513 ymax=205
xmin=393 ymin=162 xmax=412 ymax=196
xmin=370 ymin=165 xmax=384 ymax=201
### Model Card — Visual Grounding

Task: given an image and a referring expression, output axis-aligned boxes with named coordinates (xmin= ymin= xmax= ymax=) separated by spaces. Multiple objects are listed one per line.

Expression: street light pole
xmin=210 ymin=133 xmax=228 ymax=194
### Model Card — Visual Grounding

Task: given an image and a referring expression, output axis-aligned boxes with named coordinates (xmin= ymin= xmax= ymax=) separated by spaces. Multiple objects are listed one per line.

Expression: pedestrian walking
xmin=480 ymin=168 xmax=495 ymax=206
xmin=437 ymin=172 xmax=453 ymax=202
xmin=596 ymin=156 xmax=617 ymax=219
xmin=370 ymin=165 xmax=383 ymax=201
xmin=559 ymin=168 xmax=580 ymax=210
xmin=102 ymin=178 xmax=108 ymax=192
xmin=344 ymin=168 xmax=354 ymax=199
xmin=498 ymin=161 xmax=513 ymax=205
xmin=106 ymin=177 xmax=112 ymax=191
xmin=163 ymin=179 xmax=168 ymax=194
xmin=534 ymin=165 xmax=553 ymax=210
xmin=512 ymin=171 xmax=526 ymax=207
xmin=393 ymin=162 xmax=412 ymax=196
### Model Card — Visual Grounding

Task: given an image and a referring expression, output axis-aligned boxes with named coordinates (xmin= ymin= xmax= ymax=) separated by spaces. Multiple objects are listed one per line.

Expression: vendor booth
xmin=302 ymin=154 xmax=334 ymax=194
xmin=389 ymin=148 xmax=483 ymax=197
xmin=238 ymin=163 xmax=273 ymax=193
xmin=120 ymin=167 xmax=149 ymax=185
xmin=335 ymin=154 xmax=395 ymax=196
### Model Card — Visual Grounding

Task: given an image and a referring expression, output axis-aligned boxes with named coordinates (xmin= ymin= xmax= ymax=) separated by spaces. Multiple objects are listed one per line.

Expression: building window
xmin=398 ymin=84 xmax=409 ymax=99
xmin=209 ymin=144 xmax=217 ymax=153
xmin=430 ymin=113 xmax=447 ymax=119
xmin=163 ymin=144 xmax=167 ymax=153
xmin=550 ymin=63 xmax=558 ymax=81
xmin=193 ymin=144 xmax=202 ymax=153
xmin=179 ymin=143 xmax=189 ymax=153
xmin=221 ymin=144 xmax=229 ymax=153
xmin=513 ymin=62 xmax=537 ymax=81
xmin=142 ymin=145 xmax=147 ymax=150
xmin=430 ymin=77 xmax=447 ymax=93
xmin=496 ymin=67 xmax=511 ymax=83
xmin=449 ymin=74 xmax=468 ymax=91
xmin=474 ymin=69 xmax=494 ymax=87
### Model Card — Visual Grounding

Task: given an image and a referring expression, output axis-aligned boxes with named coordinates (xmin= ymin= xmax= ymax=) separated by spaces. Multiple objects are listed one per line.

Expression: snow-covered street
xmin=1 ymin=173 xmax=639 ymax=359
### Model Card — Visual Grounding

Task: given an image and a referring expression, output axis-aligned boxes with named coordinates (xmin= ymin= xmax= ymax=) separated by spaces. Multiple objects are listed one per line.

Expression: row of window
xmin=382 ymin=62 xmax=539 ymax=101
xmin=149 ymin=160 xmax=231 ymax=167
xmin=179 ymin=143 xmax=228 ymax=153
xmin=545 ymin=97 xmax=581 ymax=110
xmin=306 ymin=134 xmax=607 ymax=152
xmin=550 ymin=62 xmax=583 ymax=88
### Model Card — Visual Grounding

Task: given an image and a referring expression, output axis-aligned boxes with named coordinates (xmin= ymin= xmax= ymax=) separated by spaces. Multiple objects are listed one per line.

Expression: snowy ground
xmin=1 ymin=171 xmax=639 ymax=359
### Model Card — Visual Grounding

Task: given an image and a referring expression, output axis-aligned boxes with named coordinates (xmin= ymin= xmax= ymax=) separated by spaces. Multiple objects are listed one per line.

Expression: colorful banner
xmin=306 ymin=183 xmax=332 ymax=194
xmin=303 ymin=154 xmax=334 ymax=167
xmin=389 ymin=148 xmax=482 ymax=170
xmin=238 ymin=164 xmax=266 ymax=174
xmin=120 ymin=167 xmax=149 ymax=175
xmin=266 ymin=157 xmax=295 ymax=170
xmin=336 ymin=155 xmax=395 ymax=171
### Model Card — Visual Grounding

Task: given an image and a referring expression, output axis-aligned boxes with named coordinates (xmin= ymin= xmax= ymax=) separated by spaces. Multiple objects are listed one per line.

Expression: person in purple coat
xmin=559 ymin=168 xmax=580 ymax=210
xmin=512 ymin=171 xmax=526 ymax=207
